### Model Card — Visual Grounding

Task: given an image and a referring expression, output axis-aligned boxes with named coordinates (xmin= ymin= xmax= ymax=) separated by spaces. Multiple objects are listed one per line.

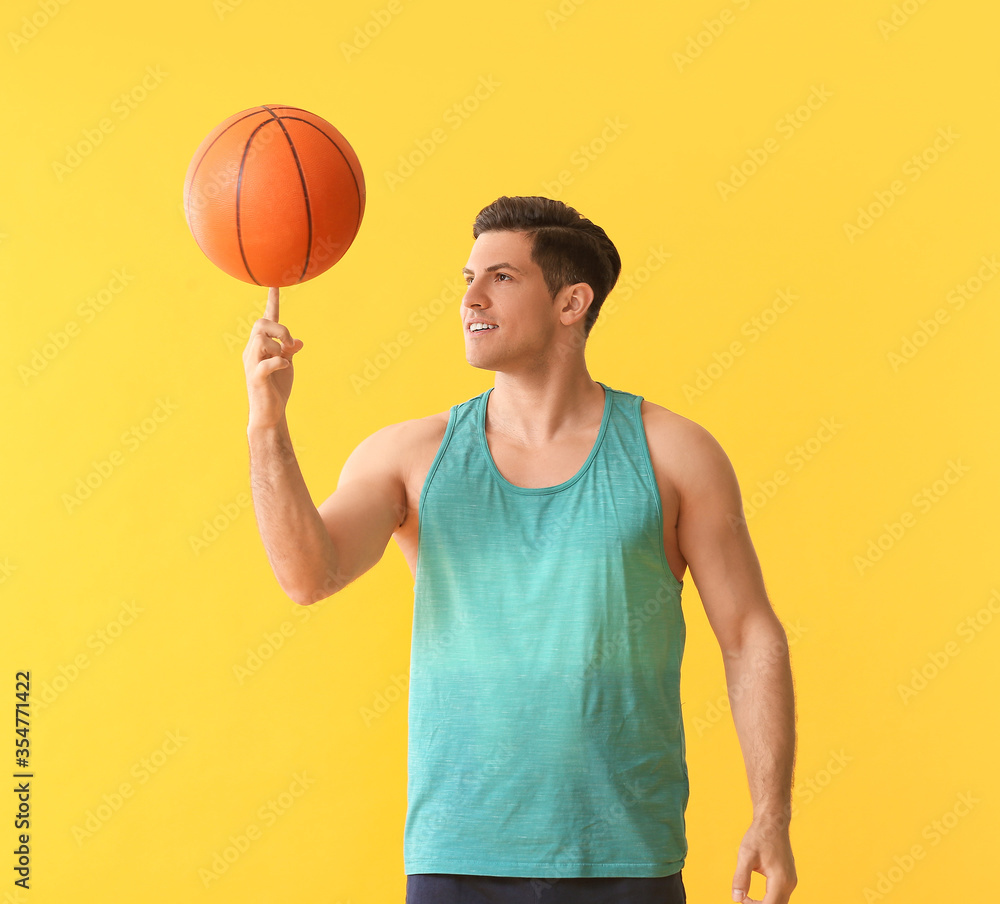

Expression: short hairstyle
xmin=472 ymin=196 xmax=621 ymax=338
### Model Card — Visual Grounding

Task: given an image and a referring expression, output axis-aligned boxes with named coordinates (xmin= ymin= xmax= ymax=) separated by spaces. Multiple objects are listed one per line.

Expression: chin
xmin=465 ymin=354 xmax=498 ymax=372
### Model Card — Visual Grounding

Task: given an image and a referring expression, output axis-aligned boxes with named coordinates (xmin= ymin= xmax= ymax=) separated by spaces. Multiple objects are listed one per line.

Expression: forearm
xmin=724 ymin=615 xmax=796 ymax=828
xmin=247 ymin=419 xmax=341 ymax=603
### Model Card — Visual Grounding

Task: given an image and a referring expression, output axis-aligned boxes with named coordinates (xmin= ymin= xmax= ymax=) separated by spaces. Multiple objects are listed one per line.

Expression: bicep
xmin=315 ymin=427 xmax=407 ymax=590
xmin=673 ymin=425 xmax=775 ymax=656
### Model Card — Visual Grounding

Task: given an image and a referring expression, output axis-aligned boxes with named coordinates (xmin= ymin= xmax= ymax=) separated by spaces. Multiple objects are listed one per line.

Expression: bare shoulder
xmin=639 ymin=398 xmax=728 ymax=458
xmin=368 ymin=409 xmax=450 ymax=444
xmin=345 ymin=409 xmax=449 ymax=466
xmin=338 ymin=409 xmax=451 ymax=544
xmin=383 ymin=411 xmax=449 ymax=458
xmin=639 ymin=399 xmax=738 ymax=495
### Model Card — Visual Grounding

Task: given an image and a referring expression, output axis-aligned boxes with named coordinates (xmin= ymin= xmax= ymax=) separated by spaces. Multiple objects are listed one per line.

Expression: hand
xmin=242 ymin=286 xmax=304 ymax=430
xmin=731 ymin=818 xmax=797 ymax=903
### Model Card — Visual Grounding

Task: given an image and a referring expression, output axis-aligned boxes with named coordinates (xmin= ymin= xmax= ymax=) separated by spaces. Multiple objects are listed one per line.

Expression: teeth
xmin=470 ymin=323 xmax=497 ymax=332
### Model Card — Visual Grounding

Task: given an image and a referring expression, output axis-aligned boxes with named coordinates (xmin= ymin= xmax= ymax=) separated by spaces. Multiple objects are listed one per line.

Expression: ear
xmin=557 ymin=282 xmax=595 ymax=329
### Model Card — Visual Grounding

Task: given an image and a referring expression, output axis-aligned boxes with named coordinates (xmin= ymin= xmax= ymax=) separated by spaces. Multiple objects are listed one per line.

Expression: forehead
xmin=465 ymin=230 xmax=538 ymax=271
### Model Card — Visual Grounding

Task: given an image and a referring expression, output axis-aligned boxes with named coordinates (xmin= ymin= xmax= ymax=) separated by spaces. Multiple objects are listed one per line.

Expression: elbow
xmin=722 ymin=611 xmax=790 ymax=662
xmin=744 ymin=620 xmax=792 ymax=672
xmin=288 ymin=589 xmax=322 ymax=606
xmin=286 ymin=585 xmax=337 ymax=606
xmin=267 ymin=541 xmax=353 ymax=605
xmin=284 ymin=580 xmax=340 ymax=606
xmin=283 ymin=562 xmax=352 ymax=605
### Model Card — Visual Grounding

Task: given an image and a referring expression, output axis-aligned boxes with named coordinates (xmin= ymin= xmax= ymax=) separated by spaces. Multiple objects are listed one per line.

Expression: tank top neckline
xmin=477 ymin=381 xmax=614 ymax=495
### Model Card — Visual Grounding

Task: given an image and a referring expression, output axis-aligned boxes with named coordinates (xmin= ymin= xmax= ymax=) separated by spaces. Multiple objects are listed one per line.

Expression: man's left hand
xmin=731 ymin=818 xmax=797 ymax=903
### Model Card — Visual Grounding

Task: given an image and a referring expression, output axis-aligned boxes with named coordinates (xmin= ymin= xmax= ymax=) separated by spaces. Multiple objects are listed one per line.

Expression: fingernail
xmin=732 ymin=891 xmax=743 ymax=902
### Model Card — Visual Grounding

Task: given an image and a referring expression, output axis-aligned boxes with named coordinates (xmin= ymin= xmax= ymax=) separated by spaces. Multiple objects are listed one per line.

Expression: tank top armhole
xmin=415 ymin=402 xmax=461 ymax=554
xmin=631 ymin=394 xmax=684 ymax=593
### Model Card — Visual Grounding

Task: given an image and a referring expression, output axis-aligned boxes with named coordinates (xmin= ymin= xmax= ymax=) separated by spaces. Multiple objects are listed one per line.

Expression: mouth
xmin=467 ymin=322 xmax=499 ymax=336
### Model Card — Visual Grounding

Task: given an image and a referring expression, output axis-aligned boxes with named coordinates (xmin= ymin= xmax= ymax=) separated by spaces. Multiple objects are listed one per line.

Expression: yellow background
xmin=2 ymin=0 xmax=997 ymax=900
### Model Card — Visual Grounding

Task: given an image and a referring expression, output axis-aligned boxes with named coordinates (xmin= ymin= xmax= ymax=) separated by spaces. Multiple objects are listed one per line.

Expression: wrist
xmin=247 ymin=416 xmax=289 ymax=437
xmin=247 ymin=420 xmax=299 ymax=472
xmin=751 ymin=804 xmax=792 ymax=835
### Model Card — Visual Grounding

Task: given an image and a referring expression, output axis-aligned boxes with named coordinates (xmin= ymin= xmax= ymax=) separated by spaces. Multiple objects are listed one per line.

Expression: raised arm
xmin=243 ymin=287 xmax=405 ymax=604
xmin=672 ymin=421 xmax=797 ymax=904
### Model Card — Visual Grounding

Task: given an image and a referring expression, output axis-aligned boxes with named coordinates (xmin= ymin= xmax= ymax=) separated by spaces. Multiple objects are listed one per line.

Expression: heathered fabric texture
xmin=404 ymin=383 xmax=687 ymax=877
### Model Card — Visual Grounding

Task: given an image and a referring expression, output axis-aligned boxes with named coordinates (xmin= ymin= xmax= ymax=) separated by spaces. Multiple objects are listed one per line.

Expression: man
xmin=243 ymin=196 xmax=797 ymax=904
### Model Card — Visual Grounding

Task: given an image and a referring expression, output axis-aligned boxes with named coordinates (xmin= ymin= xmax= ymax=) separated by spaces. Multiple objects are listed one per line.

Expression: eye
xmin=496 ymin=273 xmax=511 ymax=282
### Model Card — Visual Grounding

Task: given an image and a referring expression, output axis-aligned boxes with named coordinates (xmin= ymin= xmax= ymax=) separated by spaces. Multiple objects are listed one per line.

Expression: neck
xmin=487 ymin=366 xmax=605 ymax=445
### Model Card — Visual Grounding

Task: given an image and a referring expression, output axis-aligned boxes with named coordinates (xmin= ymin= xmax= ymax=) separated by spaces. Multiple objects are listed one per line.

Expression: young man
xmin=243 ymin=196 xmax=797 ymax=904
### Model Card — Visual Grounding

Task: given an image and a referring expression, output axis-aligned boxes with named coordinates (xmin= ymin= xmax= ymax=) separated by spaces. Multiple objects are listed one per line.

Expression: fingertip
xmin=264 ymin=285 xmax=280 ymax=321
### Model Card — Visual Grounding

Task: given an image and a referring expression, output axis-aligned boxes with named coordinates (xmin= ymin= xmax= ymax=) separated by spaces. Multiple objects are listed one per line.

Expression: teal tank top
xmin=404 ymin=382 xmax=687 ymax=878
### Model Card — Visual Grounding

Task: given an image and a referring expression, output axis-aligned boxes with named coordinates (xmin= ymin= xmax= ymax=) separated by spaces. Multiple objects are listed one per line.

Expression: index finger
xmin=761 ymin=877 xmax=793 ymax=904
xmin=264 ymin=286 xmax=279 ymax=322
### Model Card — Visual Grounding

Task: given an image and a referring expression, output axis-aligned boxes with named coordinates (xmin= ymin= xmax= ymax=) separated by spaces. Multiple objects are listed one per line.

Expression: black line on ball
xmin=277 ymin=116 xmax=364 ymax=244
xmin=185 ymin=107 xmax=271 ymax=225
xmin=262 ymin=105 xmax=312 ymax=114
xmin=237 ymin=119 xmax=279 ymax=286
xmin=263 ymin=105 xmax=313 ymax=283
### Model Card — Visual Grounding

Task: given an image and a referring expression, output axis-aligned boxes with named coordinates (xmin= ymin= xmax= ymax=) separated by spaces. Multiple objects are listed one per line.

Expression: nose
xmin=462 ymin=277 xmax=490 ymax=311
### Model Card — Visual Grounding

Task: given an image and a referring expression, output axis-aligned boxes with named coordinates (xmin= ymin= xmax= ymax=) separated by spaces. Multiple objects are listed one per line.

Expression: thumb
xmin=257 ymin=355 xmax=291 ymax=378
xmin=732 ymin=855 xmax=753 ymax=902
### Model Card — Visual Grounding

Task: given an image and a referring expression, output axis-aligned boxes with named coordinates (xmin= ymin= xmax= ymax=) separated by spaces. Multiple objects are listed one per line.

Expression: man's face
xmin=460 ymin=230 xmax=560 ymax=372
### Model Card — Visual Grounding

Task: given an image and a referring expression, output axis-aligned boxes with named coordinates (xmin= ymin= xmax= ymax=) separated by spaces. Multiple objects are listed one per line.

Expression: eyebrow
xmin=461 ymin=262 xmax=524 ymax=276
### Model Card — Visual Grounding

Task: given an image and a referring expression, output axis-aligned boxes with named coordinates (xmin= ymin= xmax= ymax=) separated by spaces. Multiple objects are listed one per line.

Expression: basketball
xmin=183 ymin=104 xmax=365 ymax=287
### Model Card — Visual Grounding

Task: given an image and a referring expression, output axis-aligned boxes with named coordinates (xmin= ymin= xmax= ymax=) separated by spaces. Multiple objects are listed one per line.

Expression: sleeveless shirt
xmin=403 ymin=382 xmax=688 ymax=878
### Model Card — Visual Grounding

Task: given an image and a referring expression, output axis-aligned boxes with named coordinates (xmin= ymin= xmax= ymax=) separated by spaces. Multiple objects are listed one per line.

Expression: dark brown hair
xmin=472 ymin=196 xmax=621 ymax=337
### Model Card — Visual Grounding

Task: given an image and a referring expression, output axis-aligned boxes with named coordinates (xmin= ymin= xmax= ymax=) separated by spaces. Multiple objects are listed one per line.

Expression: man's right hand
xmin=242 ymin=286 xmax=304 ymax=430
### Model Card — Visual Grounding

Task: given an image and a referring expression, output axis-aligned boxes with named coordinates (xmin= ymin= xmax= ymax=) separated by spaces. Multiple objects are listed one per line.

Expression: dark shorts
xmin=406 ymin=870 xmax=686 ymax=903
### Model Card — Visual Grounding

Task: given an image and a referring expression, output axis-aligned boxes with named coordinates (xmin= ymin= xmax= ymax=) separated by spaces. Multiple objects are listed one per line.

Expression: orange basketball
xmin=183 ymin=105 xmax=365 ymax=287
